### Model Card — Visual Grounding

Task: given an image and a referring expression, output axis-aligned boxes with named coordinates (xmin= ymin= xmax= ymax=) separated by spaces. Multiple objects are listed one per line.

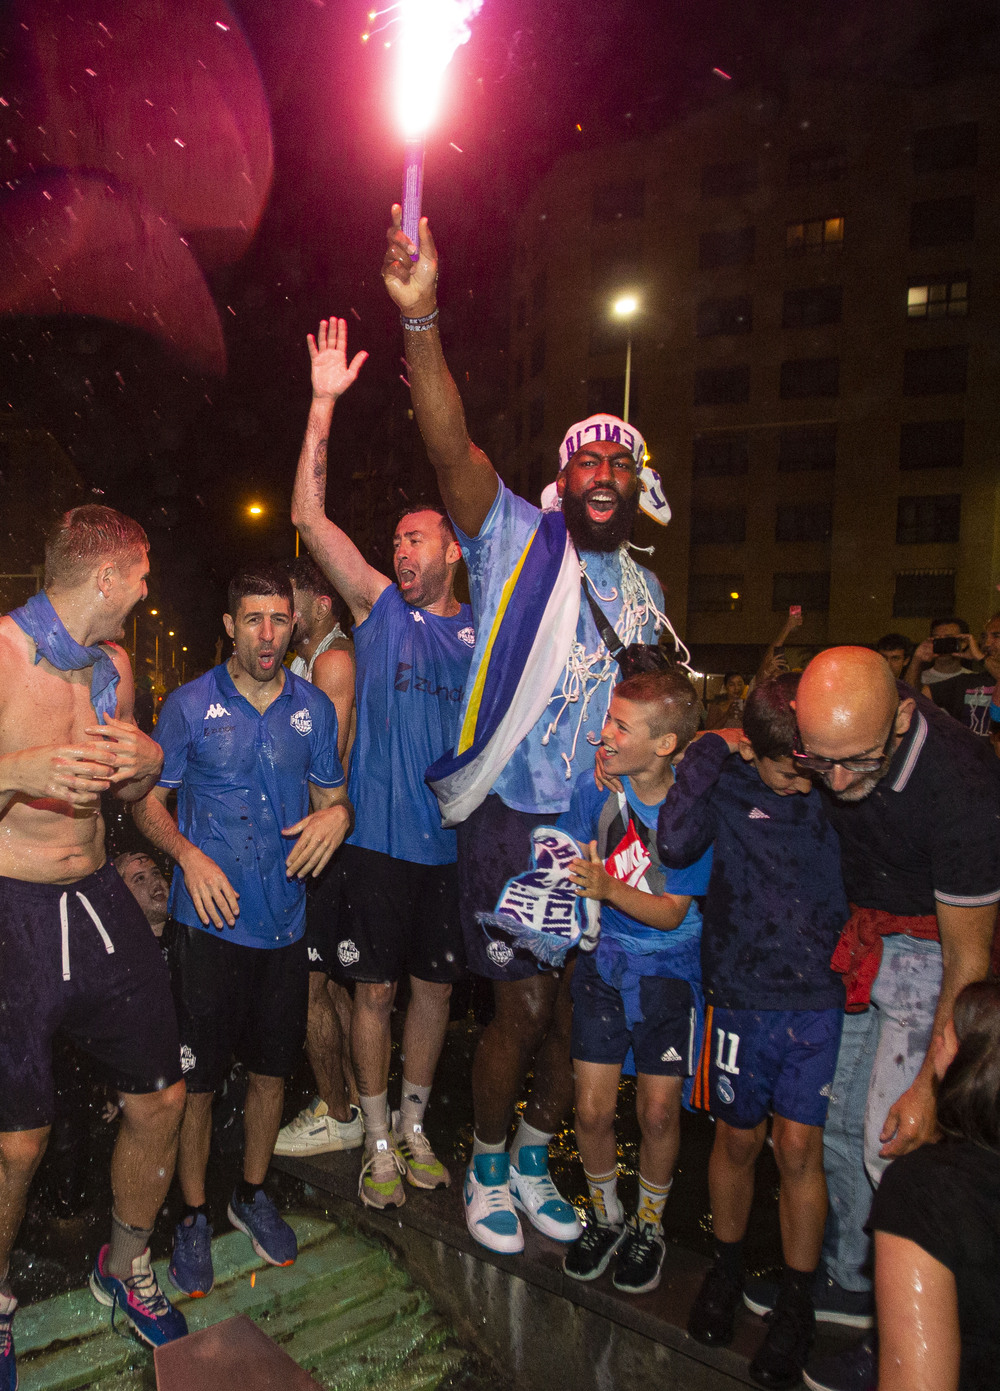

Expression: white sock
xmin=584 ymin=1167 xmax=625 ymax=1227
xmin=472 ymin=1132 xmax=507 ymax=1160
xmin=510 ymin=1117 xmax=552 ymax=1168
xmin=359 ymin=1091 xmax=389 ymax=1146
xmin=397 ymin=1078 xmax=431 ymax=1134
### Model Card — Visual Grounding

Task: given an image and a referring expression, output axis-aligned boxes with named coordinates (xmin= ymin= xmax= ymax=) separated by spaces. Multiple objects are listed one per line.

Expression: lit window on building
xmin=691 ymin=507 xmax=747 ymax=545
xmin=899 ymin=420 xmax=964 ymax=470
xmin=896 ymin=494 xmax=961 ymax=545
xmin=688 ymin=574 xmax=744 ymax=613
xmin=907 ymin=277 xmax=968 ymax=319
xmin=692 ymin=433 xmax=749 ymax=477
xmin=786 ymin=217 xmax=844 ymax=254
xmin=893 ymin=569 xmax=956 ymax=618
xmin=772 ymin=571 xmax=830 ymax=612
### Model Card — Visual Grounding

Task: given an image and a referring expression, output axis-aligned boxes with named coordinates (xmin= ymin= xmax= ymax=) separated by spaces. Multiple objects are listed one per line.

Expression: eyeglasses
xmin=791 ymin=715 xmax=897 ymax=775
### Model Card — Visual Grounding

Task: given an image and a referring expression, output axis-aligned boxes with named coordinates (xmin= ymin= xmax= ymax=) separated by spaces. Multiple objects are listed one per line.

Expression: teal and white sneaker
xmin=509 ymin=1145 xmax=582 ymax=1242
xmin=463 ymin=1153 xmax=524 ymax=1254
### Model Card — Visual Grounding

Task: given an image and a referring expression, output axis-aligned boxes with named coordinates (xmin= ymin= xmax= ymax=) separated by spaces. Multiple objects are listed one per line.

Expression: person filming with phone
xmin=904 ymin=617 xmax=978 ymax=694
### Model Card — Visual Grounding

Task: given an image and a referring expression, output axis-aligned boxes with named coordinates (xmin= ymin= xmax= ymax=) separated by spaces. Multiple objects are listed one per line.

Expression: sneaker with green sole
xmin=358 ymin=1135 xmax=407 ymax=1210
xmin=391 ymin=1112 xmax=451 ymax=1189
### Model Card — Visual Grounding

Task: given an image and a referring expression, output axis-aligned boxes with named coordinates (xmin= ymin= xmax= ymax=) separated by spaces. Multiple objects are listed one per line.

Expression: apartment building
xmin=502 ymin=77 xmax=1000 ymax=671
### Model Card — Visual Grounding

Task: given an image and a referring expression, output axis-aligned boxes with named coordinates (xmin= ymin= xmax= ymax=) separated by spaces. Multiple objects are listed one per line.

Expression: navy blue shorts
xmin=0 ymin=861 xmax=182 ymax=1131
xmin=337 ymin=843 xmax=464 ymax=985
xmin=457 ymin=794 xmax=556 ymax=981
xmin=176 ymin=926 xmax=309 ymax=1092
xmin=695 ymin=1005 xmax=843 ymax=1128
xmin=570 ymin=951 xmax=696 ymax=1077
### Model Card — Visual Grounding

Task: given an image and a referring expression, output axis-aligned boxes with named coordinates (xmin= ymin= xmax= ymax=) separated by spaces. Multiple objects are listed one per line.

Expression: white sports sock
xmin=510 ymin=1116 xmax=552 ymax=1168
xmin=584 ymin=1167 xmax=625 ymax=1227
xmin=472 ymin=1133 xmax=507 ymax=1160
xmin=359 ymin=1091 xmax=390 ymax=1145
xmin=397 ymin=1078 xmax=431 ymax=1134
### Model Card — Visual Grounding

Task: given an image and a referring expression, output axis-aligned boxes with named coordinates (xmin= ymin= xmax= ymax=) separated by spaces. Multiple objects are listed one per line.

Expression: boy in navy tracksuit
xmin=658 ymin=674 xmax=848 ymax=1391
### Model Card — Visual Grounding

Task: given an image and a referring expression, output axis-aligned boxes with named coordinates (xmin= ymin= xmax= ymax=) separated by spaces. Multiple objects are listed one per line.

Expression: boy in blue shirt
xmin=658 ymin=674 xmax=848 ymax=1391
xmin=559 ymin=669 xmax=711 ymax=1296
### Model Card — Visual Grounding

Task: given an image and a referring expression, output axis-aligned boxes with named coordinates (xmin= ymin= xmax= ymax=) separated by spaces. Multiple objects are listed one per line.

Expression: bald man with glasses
xmin=769 ymin=647 xmax=1000 ymax=1386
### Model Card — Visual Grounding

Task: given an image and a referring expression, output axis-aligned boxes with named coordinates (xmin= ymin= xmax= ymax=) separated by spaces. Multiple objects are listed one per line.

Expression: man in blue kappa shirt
xmin=133 ymin=565 xmax=351 ymax=1298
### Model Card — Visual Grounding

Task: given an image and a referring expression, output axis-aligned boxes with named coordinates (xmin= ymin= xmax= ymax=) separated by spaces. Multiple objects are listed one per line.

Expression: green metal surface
xmin=17 ymin=1215 xmax=466 ymax=1391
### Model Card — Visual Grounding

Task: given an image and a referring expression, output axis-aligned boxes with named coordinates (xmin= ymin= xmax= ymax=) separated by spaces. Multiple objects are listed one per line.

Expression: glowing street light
xmin=247 ymin=503 xmax=264 ymax=517
xmin=149 ymin=608 xmax=158 ymax=616
xmin=612 ymin=294 xmax=639 ymax=423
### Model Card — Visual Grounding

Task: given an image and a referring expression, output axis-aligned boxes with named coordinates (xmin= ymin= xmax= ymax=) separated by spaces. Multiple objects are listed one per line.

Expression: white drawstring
xmin=58 ymin=890 xmax=115 ymax=982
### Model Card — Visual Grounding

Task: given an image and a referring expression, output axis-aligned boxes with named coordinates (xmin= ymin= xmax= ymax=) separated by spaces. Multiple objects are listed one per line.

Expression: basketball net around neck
xmin=540 ymin=545 xmax=692 ymax=780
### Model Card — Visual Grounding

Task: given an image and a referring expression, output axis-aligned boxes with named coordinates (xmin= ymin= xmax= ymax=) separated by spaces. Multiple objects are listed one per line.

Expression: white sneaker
xmin=273 ymin=1098 xmax=364 ymax=1156
xmin=509 ymin=1144 xmax=582 ymax=1242
xmin=463 ymin=1153 xmax=524 ymax=1254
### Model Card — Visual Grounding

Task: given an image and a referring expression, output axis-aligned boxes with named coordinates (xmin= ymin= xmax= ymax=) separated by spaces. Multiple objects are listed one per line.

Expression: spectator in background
xmin=704 ymin=673 xmax=746 ymax=730
xmin=753 ymin=608 xmax=804 ymax=687
xmin=904 ymin=617 xmax=977 ymax=693
xmin=930 ymin=613 xmax=1000 ymax=739
xmin=870 ymin=980 xmax=1000 ymax=1391
xmin=874 ymin=634 xmax=912 ymax=683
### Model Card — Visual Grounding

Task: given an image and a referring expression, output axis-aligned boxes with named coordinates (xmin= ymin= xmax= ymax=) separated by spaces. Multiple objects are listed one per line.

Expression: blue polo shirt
xmin=348 ymin=585 xmax=475 ymax=865
xmin=156 ymin=663 xmax=345 ymax=948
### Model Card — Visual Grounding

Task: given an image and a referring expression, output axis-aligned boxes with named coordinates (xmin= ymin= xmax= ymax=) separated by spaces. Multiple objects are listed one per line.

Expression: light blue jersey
xmin=455 ymin=482 xmax=664 ymax=815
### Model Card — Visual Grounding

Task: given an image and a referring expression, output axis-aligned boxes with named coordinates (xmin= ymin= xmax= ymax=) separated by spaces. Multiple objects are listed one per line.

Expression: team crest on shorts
xmin=338 ymin=938 xmax=360 ymax=967
xmin=457 ymin=626 xmax=476 ymax=647
xmin=179 ymin=1044 xmax=196 ymax=1074
xmin=486 ymin=938 xmax=514 ymax=967
xmin=716 ymin=1075 xmax=736 ymax=1105
xmin=290 ymin=707 xmax=313 ymax=736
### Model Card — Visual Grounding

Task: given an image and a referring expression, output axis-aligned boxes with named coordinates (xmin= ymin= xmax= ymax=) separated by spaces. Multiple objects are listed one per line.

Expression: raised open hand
xmin=308 ymin=318 xmax=369 ymax=401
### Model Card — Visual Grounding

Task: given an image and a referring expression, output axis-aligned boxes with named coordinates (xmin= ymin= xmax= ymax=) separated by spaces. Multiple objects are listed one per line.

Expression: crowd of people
xmin=1 ymin=210 xmax=998 ymax=1391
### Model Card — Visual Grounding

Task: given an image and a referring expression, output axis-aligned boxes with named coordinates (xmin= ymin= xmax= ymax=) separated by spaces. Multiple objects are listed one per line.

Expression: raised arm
xmin=290 ymin=318 xmax=389 ymax=626
xmin=381 ymin=207 xmax=499 ymax=537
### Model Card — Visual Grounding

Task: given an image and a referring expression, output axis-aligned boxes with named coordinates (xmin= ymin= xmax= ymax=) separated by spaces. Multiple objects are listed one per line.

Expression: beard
xmin=823 ymin=760 xmax=892 ymax=803
xmin=562 ymin=488 xmax=639 ymax=553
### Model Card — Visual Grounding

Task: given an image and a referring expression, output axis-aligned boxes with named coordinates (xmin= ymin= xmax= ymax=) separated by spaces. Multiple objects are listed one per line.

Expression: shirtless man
xmin=0 ymin=506 xmax=189 ymax=1387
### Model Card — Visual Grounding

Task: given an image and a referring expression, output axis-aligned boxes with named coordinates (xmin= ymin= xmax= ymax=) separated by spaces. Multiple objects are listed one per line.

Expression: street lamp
xmin=612 ymin=295 xmax=639 ymax=423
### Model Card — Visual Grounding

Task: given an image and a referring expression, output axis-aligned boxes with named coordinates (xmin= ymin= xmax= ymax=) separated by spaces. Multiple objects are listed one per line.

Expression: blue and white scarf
xmin=10 ymin=590 xmax=120 ymax=721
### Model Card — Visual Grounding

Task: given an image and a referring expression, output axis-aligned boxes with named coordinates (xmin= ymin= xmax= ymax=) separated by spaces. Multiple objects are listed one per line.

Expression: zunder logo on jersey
xmin=205 ymin=703 xmax=231 ymax=719
xmin=290 ymin=707 xmax=313 ymax=736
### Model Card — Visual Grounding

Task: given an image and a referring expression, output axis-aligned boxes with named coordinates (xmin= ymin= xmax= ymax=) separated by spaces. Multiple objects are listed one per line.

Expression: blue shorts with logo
xmin=697 ymin=1005 xmax=843 ymax=1128
xmin=571 ymin=951 xmax=696 ymax=1077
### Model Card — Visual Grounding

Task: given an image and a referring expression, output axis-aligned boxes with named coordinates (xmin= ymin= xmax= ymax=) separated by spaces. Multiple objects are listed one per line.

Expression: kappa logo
xmin=307 ymin=947 xmax=322 ymax=963
xmin=486 ymin=939 xmax=515 ymax=967
xmin=457 ymin=625 xmax=476 ymax=647
xmin=337 ymin=938 xmax=360 ymax=967
xmin=179 ymin=1044 xmax=196 ymax=1074
xmin=290 ymin=707 xmax=313 ymax=736
xmin=410 ymin=610 xmax=426 ymax=624
xmin=748 ymin=807 xmax=771 ymax=820
xmin=205 ymin=703 xmax=231 ymax=719
xmin=660 ymin=1046 xmax=682 ymax=1064
xmin=819 ymin=1083 xmax=832 ymax=1098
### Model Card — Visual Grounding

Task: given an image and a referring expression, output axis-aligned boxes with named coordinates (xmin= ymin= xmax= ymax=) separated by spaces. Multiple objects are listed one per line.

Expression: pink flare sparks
xmin=395 ymin=0 xmax=484 ymax=139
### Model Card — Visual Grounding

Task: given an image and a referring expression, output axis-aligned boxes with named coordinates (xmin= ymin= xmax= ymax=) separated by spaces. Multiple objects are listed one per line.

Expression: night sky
xmin=1 ymin=0 xmax=996 ymax=664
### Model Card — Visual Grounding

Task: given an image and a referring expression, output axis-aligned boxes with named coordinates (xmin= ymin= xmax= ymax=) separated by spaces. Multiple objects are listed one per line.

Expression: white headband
xmin=540 ymin=413 xmax=671 ymax=526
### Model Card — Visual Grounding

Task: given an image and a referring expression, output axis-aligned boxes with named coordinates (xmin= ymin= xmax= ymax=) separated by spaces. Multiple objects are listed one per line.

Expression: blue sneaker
xmin=463 ymin=1153 xmax=524 ymax=1254
xmin=89 ymin=1245 xmax=188 ymax=1348
xmin=0 ymin=1293 xmax=16 ymax=1391
xmin=227 ymin=1189 xmax=297 ymax=1267
xmin=509 ymin=1145 xmax=582 ymax=1242
xmin=168 ymin=1213 xmax=215 ymax=1297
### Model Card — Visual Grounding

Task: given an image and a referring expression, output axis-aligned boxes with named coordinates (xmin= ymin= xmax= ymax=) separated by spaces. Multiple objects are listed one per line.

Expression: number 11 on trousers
xmin=715 ymin=1029 xmax=741 ymax=1075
